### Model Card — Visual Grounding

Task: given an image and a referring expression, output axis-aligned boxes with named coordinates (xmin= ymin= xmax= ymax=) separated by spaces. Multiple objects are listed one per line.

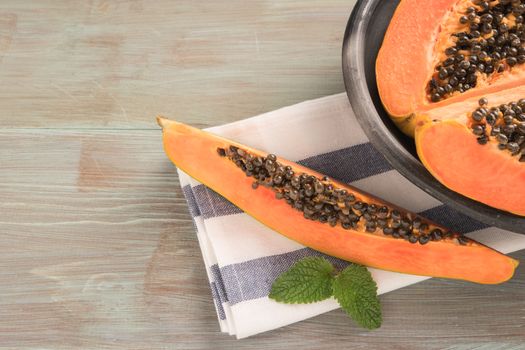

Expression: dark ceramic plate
xmin=342 ymin=0 xmax=525 ymax=234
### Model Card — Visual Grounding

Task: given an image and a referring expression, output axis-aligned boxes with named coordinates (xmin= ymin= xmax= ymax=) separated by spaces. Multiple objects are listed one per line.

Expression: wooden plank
xmin=0 ymin=0 xmax=354 ymax=129
xmin=1 ymin=130 xmax=524 ymax=349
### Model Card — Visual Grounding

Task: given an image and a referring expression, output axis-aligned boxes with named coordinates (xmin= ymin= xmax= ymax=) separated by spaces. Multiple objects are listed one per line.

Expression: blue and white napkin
xmin=176 ymin=93 xmax=525 ymax=339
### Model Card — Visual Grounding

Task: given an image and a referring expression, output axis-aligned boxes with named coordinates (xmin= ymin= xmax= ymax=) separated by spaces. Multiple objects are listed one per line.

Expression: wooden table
xmin=1 ymin=1 xmax=524 ymax=349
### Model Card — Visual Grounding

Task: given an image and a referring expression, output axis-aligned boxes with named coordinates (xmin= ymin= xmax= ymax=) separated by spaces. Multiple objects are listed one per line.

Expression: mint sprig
xmin=269 ymin=256 xmax=334 ymax=304
xmin=269 ymin=257 xmax=382 ymax=330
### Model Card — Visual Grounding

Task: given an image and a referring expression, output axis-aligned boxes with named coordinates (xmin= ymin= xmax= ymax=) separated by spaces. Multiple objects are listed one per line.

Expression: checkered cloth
xmin=176 ymin=93 xmax=525 ymax=339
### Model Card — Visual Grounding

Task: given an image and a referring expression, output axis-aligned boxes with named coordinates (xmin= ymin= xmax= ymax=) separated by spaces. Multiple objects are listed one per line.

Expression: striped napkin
xmin=176 ymin=93 xmax=525 ymax=339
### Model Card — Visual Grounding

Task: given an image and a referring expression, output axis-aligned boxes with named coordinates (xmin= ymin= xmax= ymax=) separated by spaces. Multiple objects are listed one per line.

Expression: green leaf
xmin=269 ymin=256 xmax=335 ymax=304
xmin=332 ymin=264 xmax=382 ymax=330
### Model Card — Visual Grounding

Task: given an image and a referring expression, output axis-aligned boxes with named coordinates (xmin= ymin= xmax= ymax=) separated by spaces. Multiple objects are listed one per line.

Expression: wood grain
xmin=1 ymin=1 xmax=524 ymax=349
xmin=0 ymin=0 xmax=351 ymax=129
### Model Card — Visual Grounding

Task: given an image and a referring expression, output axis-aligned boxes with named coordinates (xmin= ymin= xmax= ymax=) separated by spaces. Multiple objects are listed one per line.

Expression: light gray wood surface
xmin=1 ymin=1 xmax=524 ymax=349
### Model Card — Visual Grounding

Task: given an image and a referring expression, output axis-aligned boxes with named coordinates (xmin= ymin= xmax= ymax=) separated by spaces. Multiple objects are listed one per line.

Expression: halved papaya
xmin=377 ymin=0 xmax=525 ymax=215
xmin=158 ymin=117 xmax=518 ymax=284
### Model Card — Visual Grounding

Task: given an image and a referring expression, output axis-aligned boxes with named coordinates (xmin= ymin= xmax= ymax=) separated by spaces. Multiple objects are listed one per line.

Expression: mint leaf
xmin=332 ymin=264 xmax=382 ymax=330
xmin=269 ymin=256 xmax=334 ymax=304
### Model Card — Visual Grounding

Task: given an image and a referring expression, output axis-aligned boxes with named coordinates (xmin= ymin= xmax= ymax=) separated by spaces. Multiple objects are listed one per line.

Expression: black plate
xmin=342 ymin=0 xmax=525 ymax=234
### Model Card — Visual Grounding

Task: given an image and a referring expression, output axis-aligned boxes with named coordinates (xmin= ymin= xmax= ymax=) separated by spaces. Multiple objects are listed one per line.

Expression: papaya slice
xmin=377 ymin=0 xmax=525 ymax=215
xmin=417 ymin=120 xmax=525 ymax=215
xmin=158 ymin=117 xmax=518 ymax=284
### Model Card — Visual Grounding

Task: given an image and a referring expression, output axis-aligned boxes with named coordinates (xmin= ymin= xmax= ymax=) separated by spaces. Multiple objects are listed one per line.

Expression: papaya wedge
xmin=158 ymin=117 xmax=518 ymax=284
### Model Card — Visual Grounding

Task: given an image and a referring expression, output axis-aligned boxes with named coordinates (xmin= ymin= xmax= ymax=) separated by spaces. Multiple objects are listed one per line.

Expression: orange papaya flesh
xmin=416 ymin=119 xmax=525 ymax=215
xmin=377 ymin=0 xmax=525 ymax=215
xmin=158 ymin=117 xmax=518 ymax=284
xmin=377 ymin=0 xmax=525 ymax=122
xmin=376 ymin=0 xmax=457 ymax=120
